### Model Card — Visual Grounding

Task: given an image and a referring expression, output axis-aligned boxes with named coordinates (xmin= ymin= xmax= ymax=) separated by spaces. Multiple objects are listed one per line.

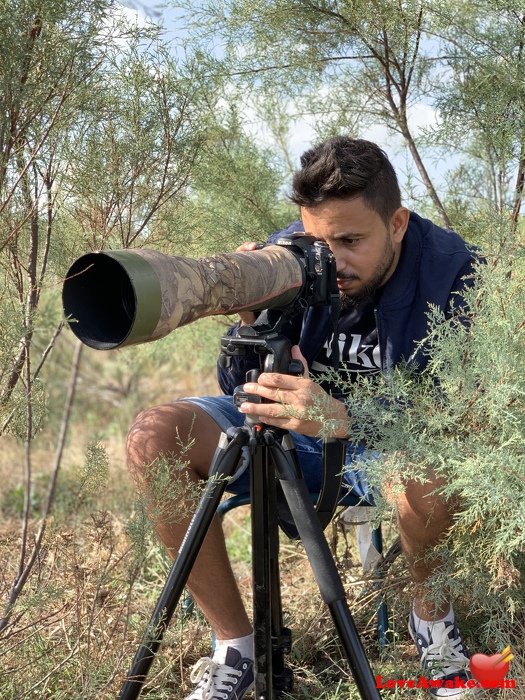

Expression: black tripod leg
xmin=267 ymin=478 xmax=293 ymax=697
xmin=271 ymin=435 xmax=382 ymax=700
xmin=250 ymin=443 xmax=274 ymax=700
xmin=118 ymin=429 xmax=248 ymax=700
xmin=250 ymin=445 xmax=293 ymax=700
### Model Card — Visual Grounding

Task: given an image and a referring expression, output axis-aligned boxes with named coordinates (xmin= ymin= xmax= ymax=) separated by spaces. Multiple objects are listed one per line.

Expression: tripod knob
xmin=246 ymin=369 xmax=261 ymax=382
xmin=287 ymin=359 xmax=304 ymax=376
xmin=218 ymin=353 xmax=231 ymax=368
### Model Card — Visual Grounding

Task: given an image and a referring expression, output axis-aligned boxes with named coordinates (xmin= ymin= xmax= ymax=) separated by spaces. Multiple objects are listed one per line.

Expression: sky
xmin=117 ymin=1 xmax=453 ymax=199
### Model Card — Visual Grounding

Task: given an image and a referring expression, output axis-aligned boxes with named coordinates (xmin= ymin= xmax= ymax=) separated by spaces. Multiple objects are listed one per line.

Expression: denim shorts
xmin=183 ymin=395 xmax=373 ymax=502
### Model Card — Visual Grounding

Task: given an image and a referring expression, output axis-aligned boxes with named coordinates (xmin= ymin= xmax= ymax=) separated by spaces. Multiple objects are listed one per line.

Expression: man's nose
xmin=334 ymin=253 xmax=347 ymax=273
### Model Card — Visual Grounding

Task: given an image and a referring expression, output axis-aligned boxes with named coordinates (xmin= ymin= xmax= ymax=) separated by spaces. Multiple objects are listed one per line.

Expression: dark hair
xmin=290 ymin=136 xmax=401 ymax=224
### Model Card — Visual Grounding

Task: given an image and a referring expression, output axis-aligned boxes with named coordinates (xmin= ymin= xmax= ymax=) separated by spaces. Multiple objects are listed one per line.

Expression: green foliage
xmin=136 ymin=451 xmax=200 ymax=530
xmin=154 ymin=103 xmax=298 ymax=258
xmin=79 ymin=440 xmax=110 ymax=496
xmin=427 ymin=0 xmax=525 ymax=217
xmin=61 ymin=38 xmax=210 ymax=254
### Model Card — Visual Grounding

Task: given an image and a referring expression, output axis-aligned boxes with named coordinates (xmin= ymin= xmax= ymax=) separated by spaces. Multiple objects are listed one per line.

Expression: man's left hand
xmin=238 ymin=346 xmax=350 ymax=438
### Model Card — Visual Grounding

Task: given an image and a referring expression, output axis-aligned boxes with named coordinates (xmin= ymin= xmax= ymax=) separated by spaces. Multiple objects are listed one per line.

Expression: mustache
xmin=337 ymin=272 xmax=359 ymax=281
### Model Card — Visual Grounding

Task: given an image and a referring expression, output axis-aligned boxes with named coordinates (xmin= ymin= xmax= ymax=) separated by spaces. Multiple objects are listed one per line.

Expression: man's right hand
xmin=236 ymin=241 xmax=261 ymax=326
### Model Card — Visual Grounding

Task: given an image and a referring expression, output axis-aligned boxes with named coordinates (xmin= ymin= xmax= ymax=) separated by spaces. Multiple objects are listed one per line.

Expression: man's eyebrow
xmin=330 ymin=231 xmax=367 ymax=238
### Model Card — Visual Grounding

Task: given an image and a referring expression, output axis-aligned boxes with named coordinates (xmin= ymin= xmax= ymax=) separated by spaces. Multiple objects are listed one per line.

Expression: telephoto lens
xmin=62 ymin=245 xmax=306 ymax=350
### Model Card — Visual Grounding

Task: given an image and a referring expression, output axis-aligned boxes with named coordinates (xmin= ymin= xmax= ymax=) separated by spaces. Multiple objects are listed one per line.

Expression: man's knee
xmin=126 ymin=401 xmax=220 ymax=481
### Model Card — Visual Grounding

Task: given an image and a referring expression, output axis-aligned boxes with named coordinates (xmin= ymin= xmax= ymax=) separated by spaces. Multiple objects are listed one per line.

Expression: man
xmin=126 ymin=136 xmax=479 ymax=699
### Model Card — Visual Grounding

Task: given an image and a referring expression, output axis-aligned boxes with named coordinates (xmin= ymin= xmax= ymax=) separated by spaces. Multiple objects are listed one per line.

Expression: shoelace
xmin=421 ymin=626 xmax=470 ymax=678
xmin=189 ymin=657 xmax=243 ymax=700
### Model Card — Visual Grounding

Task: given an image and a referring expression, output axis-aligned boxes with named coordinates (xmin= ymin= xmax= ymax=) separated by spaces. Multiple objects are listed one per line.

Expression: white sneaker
xmin=184 ymin=647 xmax=254 ymax=700
xmin=408 ymin=611 xmax=483 ymax=697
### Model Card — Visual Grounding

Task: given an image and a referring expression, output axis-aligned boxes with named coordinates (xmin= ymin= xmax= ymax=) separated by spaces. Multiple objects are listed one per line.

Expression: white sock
xmin=212 ymin=633 xmax=254 ymax=664
xmin=412 ymin=602 xmax=455 ymax=643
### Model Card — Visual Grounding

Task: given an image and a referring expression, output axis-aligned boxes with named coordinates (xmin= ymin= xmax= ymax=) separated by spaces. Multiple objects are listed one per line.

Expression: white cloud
xmin=408 ymin=102 xmax=439 ymax=135
xmin=96 ymin=3 xmax=158 ymax=54
xmin=286 ymin=117 xmax=318 ymax=164
xmin=115 ymin=2 xmax=152 ymax=26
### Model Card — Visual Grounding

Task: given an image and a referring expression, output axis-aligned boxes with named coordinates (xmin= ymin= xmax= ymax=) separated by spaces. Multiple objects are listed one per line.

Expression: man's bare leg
xmin=126 ymin=401 xmax=252 ymax=640
xmin=394 ymin=475 xmax=477 ymax=699
xmin=394 ymin=474 xmax=453 ymax=620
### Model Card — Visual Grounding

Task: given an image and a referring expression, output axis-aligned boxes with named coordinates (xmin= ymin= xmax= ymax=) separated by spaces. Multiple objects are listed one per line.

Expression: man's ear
xmin=391 ymin=207 xmax=410 ymax=243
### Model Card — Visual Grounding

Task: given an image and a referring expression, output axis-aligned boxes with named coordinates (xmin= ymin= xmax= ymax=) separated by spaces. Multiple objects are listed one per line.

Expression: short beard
xmin=339 ymin=239 xmax=396 ymax=310
xmin=340 ymin=282 xmax=381 ymax=310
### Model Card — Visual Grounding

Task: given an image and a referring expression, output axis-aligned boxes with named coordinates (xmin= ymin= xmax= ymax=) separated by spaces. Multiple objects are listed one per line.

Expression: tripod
xmin=117 ymin=329 xmax=382 ymax=700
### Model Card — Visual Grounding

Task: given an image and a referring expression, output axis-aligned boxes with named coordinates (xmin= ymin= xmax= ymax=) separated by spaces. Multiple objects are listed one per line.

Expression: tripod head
xmin=219 ymin=306 xmax=303 ymax=429
xmin=218 ymin=310 xmax=305 ymax=428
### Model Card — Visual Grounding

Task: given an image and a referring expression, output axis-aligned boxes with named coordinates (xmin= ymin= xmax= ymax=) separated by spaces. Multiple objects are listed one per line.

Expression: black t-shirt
xmin=310 ymin=293 xmax=382 ymax=397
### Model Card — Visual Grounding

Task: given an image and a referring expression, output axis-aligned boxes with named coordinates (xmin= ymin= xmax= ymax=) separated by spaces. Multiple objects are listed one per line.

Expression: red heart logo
xmin=469 ymin=653 xmax=510 ymax=684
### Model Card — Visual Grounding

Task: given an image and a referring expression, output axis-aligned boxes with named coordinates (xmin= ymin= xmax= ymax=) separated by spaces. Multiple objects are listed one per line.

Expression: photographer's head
xmin=290 ymin=136 xmax=401 ymax=223
xmin=291 ymin=136 xmax=409 ymax=307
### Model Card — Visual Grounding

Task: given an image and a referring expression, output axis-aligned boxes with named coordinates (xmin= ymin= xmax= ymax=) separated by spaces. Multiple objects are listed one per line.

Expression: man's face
xmin=301 ymin=196 xmax=409 ymax=307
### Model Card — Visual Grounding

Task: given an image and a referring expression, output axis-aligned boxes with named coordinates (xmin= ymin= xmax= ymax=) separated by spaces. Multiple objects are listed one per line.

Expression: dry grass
xmin=1 ymin=450 xmax=523 ymax=699
xmin=0 ymin=423 xmax=402 ymax=700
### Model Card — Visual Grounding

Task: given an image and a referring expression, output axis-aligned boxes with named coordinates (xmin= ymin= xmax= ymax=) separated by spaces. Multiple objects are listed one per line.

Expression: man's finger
xmin=235 ymin=241 xmax=259 ymax=252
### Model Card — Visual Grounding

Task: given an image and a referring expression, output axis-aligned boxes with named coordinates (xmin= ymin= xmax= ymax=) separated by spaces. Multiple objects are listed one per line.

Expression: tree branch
xmin=0 ymin=340 xmax=83 ymax=635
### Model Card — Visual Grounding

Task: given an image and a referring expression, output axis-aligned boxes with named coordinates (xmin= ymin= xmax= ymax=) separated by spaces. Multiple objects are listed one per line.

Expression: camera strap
xmin=317 ymin=437 xmax=346 ymax=529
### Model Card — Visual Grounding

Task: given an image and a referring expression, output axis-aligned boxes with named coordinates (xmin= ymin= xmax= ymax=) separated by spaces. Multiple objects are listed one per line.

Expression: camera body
xmin=273 ymin=232 xmax=337 ymax=309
